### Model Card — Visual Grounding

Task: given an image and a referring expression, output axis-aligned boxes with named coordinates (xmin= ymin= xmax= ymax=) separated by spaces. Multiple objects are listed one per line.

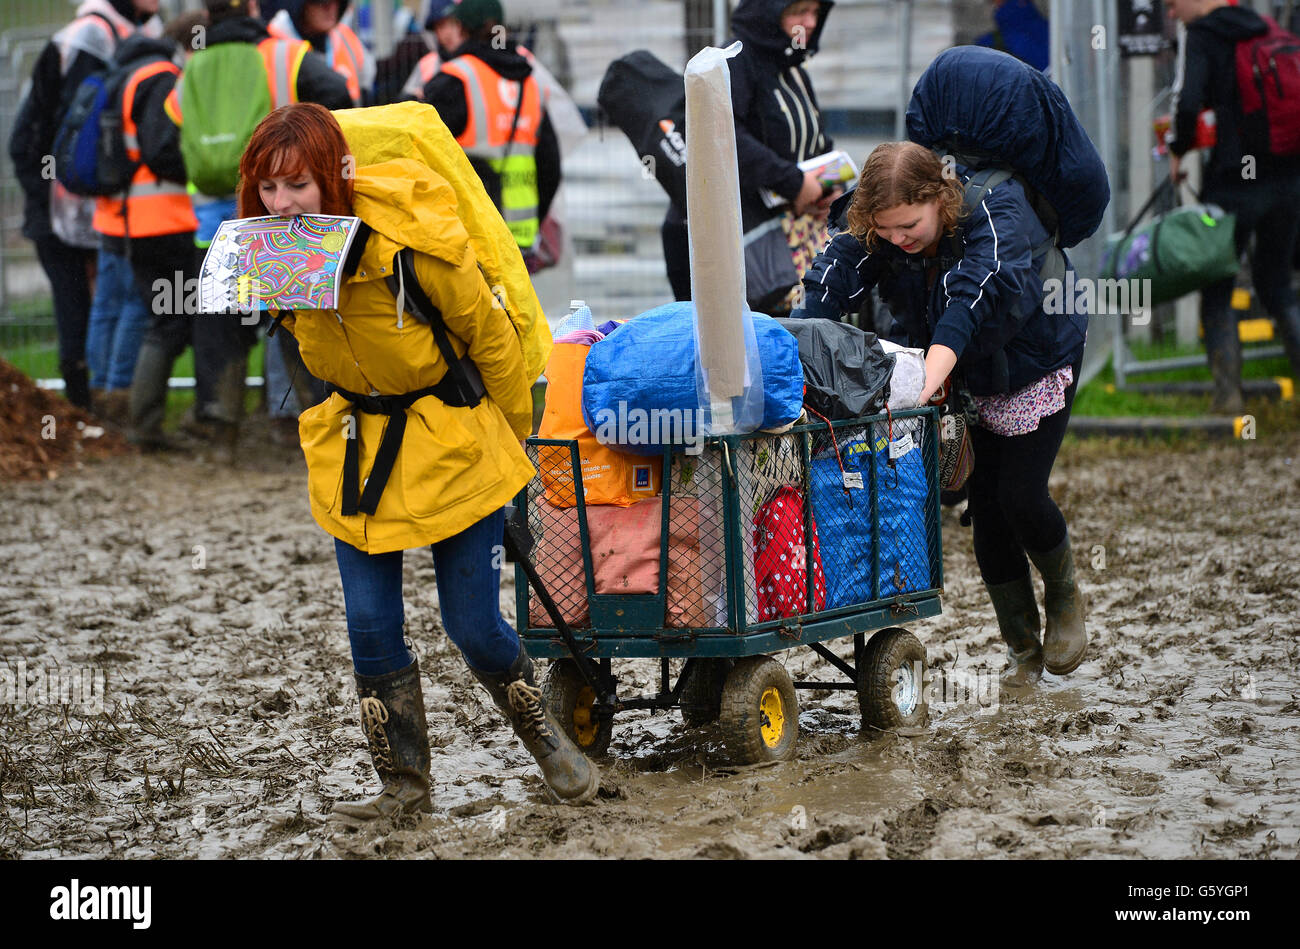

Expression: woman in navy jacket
xmin=801 ymin=142 xmax=1088 ymax=689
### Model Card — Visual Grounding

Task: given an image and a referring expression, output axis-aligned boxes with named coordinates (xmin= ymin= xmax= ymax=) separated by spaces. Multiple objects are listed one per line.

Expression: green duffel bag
xmin=1101 ymin=180 xmax=1239 ymax=306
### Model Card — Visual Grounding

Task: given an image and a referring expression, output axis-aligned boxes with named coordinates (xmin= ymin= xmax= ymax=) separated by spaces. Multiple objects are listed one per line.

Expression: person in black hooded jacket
xmin=662 ymin=0 xmax=839 ymax=305
xmin=1167 ymin=0 xmax=1300 ymax=413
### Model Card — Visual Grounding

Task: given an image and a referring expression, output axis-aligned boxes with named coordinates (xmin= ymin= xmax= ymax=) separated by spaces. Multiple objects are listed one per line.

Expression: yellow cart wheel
xmin=718 ymin=655 xmax=799 ymax=764
xmin=542 ymin=659 xmax=613 ymax=758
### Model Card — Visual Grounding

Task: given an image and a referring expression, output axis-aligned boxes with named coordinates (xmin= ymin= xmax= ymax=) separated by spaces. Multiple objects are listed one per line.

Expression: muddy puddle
xmin=2 ymin=418 xmax=1298 ymax=859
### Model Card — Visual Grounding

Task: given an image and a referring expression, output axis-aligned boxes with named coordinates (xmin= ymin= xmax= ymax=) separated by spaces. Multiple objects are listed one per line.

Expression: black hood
xmin=448 ymin=40 xmax=532 ymax=81
xmin=107 ymin=0 xmax=149 ymax=23
xmin=208 ymin=15 xmax=271 ymax=46
xmin=730 ymin=0 xmax=833 ymax=66
xmin=111 ymin=33 xmax=177 ymax=65
xmin=1188 ymin=4 xmax=1268 ymax=40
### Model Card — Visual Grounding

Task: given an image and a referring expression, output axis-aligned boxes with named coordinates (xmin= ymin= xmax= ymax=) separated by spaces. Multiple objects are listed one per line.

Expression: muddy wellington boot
xmin=468 ymin=644 xmax=600 ymax=805
xmin=208 ymin=354 xmax=248 ymax=465
xmin=128 ymin=341 xmax=179 ymax=450
xmin=1206 ymin=316 xmax=1245 ymax=415
xmin=985 ymin=573 xmax=1043 ymax=689
xmin=332 ymin=660 xmax=434 ymax=824
xmin=1027 ymin=535 xmax=1088 ymax=676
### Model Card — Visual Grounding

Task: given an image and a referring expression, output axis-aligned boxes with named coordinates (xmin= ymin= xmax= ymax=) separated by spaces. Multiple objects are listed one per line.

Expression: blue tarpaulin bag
xmin=810 ymin=434 xmax=873 ymax=609
xmin=811 ymin=423 xmax=931 ymax=609
xmin=873 ymin=420 xmax=931 ymax=598
xmin=581 ymin=301 xmax=804 ymax=455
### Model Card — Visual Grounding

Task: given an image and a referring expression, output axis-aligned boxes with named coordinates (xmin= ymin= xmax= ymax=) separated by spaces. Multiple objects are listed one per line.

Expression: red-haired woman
xmin=236 ymin=102 xmax=598 ymax=821
xmin=799 ymin=142 xmax=1089 ymax=690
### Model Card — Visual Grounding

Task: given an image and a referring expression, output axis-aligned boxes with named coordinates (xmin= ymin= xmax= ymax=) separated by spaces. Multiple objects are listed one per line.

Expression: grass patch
xmin=2 ymin=335 xmax=266 ymax=385
xmin=1076 ymin=341 xmax=1293 ymax=419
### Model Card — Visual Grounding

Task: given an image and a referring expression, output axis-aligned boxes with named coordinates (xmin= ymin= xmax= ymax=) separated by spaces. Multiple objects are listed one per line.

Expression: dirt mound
xmin=0 ymin=359 xmax=130 ymax=481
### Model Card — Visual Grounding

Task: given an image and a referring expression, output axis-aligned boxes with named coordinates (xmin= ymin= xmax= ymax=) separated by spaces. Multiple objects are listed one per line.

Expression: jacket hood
xmin=731 ymin=0 xmax=833 ymax=66
xmin=208 ymin=15 xmax=270 ymax=46
xmin=1189 ymin=5 xmax=1268 ymax=40
xmin=100 ymin=0 xmax=145 ymax=23
xmin=447 ymin=40 xmax=532 ymax=80
xmin=349 ymin=159 xmax=469 ymax=273
xmin=260 ymin=0 xmax=352 ymax=38
xmin=111 ymin=33 xmax=177 ymax=66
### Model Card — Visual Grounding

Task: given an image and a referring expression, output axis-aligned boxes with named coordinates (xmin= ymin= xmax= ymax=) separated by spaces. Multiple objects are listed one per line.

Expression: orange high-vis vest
xmin=164 ymin=37 xmax=307 ymax=125
xmin=93 ymin=60 xmax=198 ymax=239
xmin=267 ymin=19 xmax=367 ymax=105
xmin=329 ymin=23 xmax=367 ymax=105
xmin=439 ymin=53 xmax=543 ymax=247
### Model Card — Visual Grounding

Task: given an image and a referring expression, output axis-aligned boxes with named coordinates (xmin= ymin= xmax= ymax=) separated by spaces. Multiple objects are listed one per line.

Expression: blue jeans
xmin=86 ymin=248 xmax=149 ymax=390
xmin=333 ymin=508 xmax=519 ymax=677
xmin=264 ymin=329 xmax=301 ymax=418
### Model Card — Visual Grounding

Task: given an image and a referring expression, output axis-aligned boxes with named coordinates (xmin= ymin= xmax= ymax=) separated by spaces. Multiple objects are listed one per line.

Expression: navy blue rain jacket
xmin=798 ymin=171 xmax=1087 ymax=396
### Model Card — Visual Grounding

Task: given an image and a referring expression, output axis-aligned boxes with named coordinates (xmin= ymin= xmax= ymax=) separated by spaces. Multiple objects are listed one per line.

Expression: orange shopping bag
xmin=538 ymin=342 xmax=662 ymax=507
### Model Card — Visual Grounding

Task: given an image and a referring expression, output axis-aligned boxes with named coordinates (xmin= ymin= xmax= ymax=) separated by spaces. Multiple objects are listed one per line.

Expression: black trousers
xmin=661 ymin=204 xmax=692 ymax=302
xmin=965 ymin=367 xmax=1079 ymax=586
xmin=1201 ymin=175 xmax=1300 ymax=362
xmin=33 ymin=234 xmax=96 ymax=381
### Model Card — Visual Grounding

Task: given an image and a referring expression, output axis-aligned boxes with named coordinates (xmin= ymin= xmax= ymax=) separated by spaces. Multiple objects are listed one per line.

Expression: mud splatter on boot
xmin=331 ymin=660 xmax=433 ymax=825
xmin=1027 ymin=535 xmax=1088 ymax=676
xmin=985 ymin=573 xmax=1043 ymax=690
xmin=468 ymin=644 xmax=599 ymax=805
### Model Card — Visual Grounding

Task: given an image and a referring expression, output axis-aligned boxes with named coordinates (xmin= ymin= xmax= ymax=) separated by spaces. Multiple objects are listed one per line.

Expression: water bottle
xmin=556 ymin=299 xmax=595 ymax=338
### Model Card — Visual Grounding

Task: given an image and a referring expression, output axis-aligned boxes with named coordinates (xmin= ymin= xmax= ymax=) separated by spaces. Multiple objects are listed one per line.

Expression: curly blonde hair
xmin=846 ymin=142 xmax=966 ymax=250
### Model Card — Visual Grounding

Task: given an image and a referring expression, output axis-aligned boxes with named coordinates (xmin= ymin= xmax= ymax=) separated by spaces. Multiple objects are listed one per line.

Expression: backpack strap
xmin=501 ymin=79 xmax=527 ymax=161
xmin=385 ymin=246 xmax=485 ymax=408
xmin=961 ymin=166 xmax=1065 ymax=288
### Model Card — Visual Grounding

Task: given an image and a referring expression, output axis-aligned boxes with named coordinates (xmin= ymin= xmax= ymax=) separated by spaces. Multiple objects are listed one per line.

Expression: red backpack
xmin=1236 ymin=16 xmax=1300 ymax=157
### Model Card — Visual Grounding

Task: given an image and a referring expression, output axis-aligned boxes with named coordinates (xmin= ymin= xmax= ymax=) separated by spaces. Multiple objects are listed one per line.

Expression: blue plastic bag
xmin=810 ymin=423 xmax=931 ymax=608
xmin=582 ymin=301 xmax=804 ymax=455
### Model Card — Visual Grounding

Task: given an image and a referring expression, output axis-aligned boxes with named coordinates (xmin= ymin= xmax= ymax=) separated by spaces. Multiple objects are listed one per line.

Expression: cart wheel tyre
xmin=718 ymin=656 xmax=799 ymax=764
xmin=542 ymin=659 xmax=613 ymax=758
xmin=679 ymin=658 xmax=733 ymax=727
xmin=858 ymin=627 xmax=928 ymax=732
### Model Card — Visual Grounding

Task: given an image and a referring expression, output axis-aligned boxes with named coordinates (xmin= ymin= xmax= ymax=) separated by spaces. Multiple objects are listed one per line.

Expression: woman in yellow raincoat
xmin=236 ymin=102 xmax=598 ymax=821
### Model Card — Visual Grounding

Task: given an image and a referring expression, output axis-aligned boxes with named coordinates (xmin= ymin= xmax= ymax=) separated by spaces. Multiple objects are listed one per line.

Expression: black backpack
xmin=598 ymin=50 xmax=688 ymax=210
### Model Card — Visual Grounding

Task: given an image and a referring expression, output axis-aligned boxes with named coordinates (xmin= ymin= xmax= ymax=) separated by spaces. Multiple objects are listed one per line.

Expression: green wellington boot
xmin=986 ymin=573 xmax=1044 ymax=690
xmin=468 ymin=644 xmax=600 ymax=805
xmin=1027 ymin=535 xmax=1089 ymax=676
xmin=331 ymin=660 xmax=433 ymax=824
xmin=127 ymin=341 xmax=180 ymax=450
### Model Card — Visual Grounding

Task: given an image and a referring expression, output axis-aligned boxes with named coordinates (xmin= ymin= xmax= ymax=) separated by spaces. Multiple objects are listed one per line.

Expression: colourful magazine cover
xmin=197 ymin=214 xmax=362 ymax=313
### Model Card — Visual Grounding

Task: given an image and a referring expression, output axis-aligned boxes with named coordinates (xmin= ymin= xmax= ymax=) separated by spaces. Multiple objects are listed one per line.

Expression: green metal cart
xmin=509 ymin=407 xmax=944 ymax=766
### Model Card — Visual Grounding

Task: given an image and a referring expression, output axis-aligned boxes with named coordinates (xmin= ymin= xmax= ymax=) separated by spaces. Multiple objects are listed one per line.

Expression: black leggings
xmin=966 ymin=370 xmax=1078 ymax=586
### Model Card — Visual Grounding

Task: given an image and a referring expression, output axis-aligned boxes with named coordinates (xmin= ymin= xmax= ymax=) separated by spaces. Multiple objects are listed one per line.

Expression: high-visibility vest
xmin=439 ymin=53 xmax=542 ymax=249
xmin=267 ymin=17 xmax=368 ymax=105
xmin=328 ymin=23 xmax=368 ymax=105
xmin=164 ymin=37 xmax=307 ymax=126
xmin=404 ymin=49 xmax=441 ymax=99
xmin=93 ymin=59 xmax=197 ymax=239
xmin=408 ymin=45 xmax=548 ymax=105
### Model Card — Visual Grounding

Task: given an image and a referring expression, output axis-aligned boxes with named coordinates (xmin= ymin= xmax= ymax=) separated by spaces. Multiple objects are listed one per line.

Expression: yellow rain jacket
xmin=281 ymin=102 xmax=551 ymax=554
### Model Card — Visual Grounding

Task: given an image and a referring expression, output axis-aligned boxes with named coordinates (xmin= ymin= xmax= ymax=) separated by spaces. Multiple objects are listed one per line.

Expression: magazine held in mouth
xmin=197 ymin=214 xmax=362 ymax=314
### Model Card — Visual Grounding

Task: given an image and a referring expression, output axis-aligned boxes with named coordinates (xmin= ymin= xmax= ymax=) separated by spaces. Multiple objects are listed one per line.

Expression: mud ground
xmin=2 ymin=417 xmax=1298 ymax=860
